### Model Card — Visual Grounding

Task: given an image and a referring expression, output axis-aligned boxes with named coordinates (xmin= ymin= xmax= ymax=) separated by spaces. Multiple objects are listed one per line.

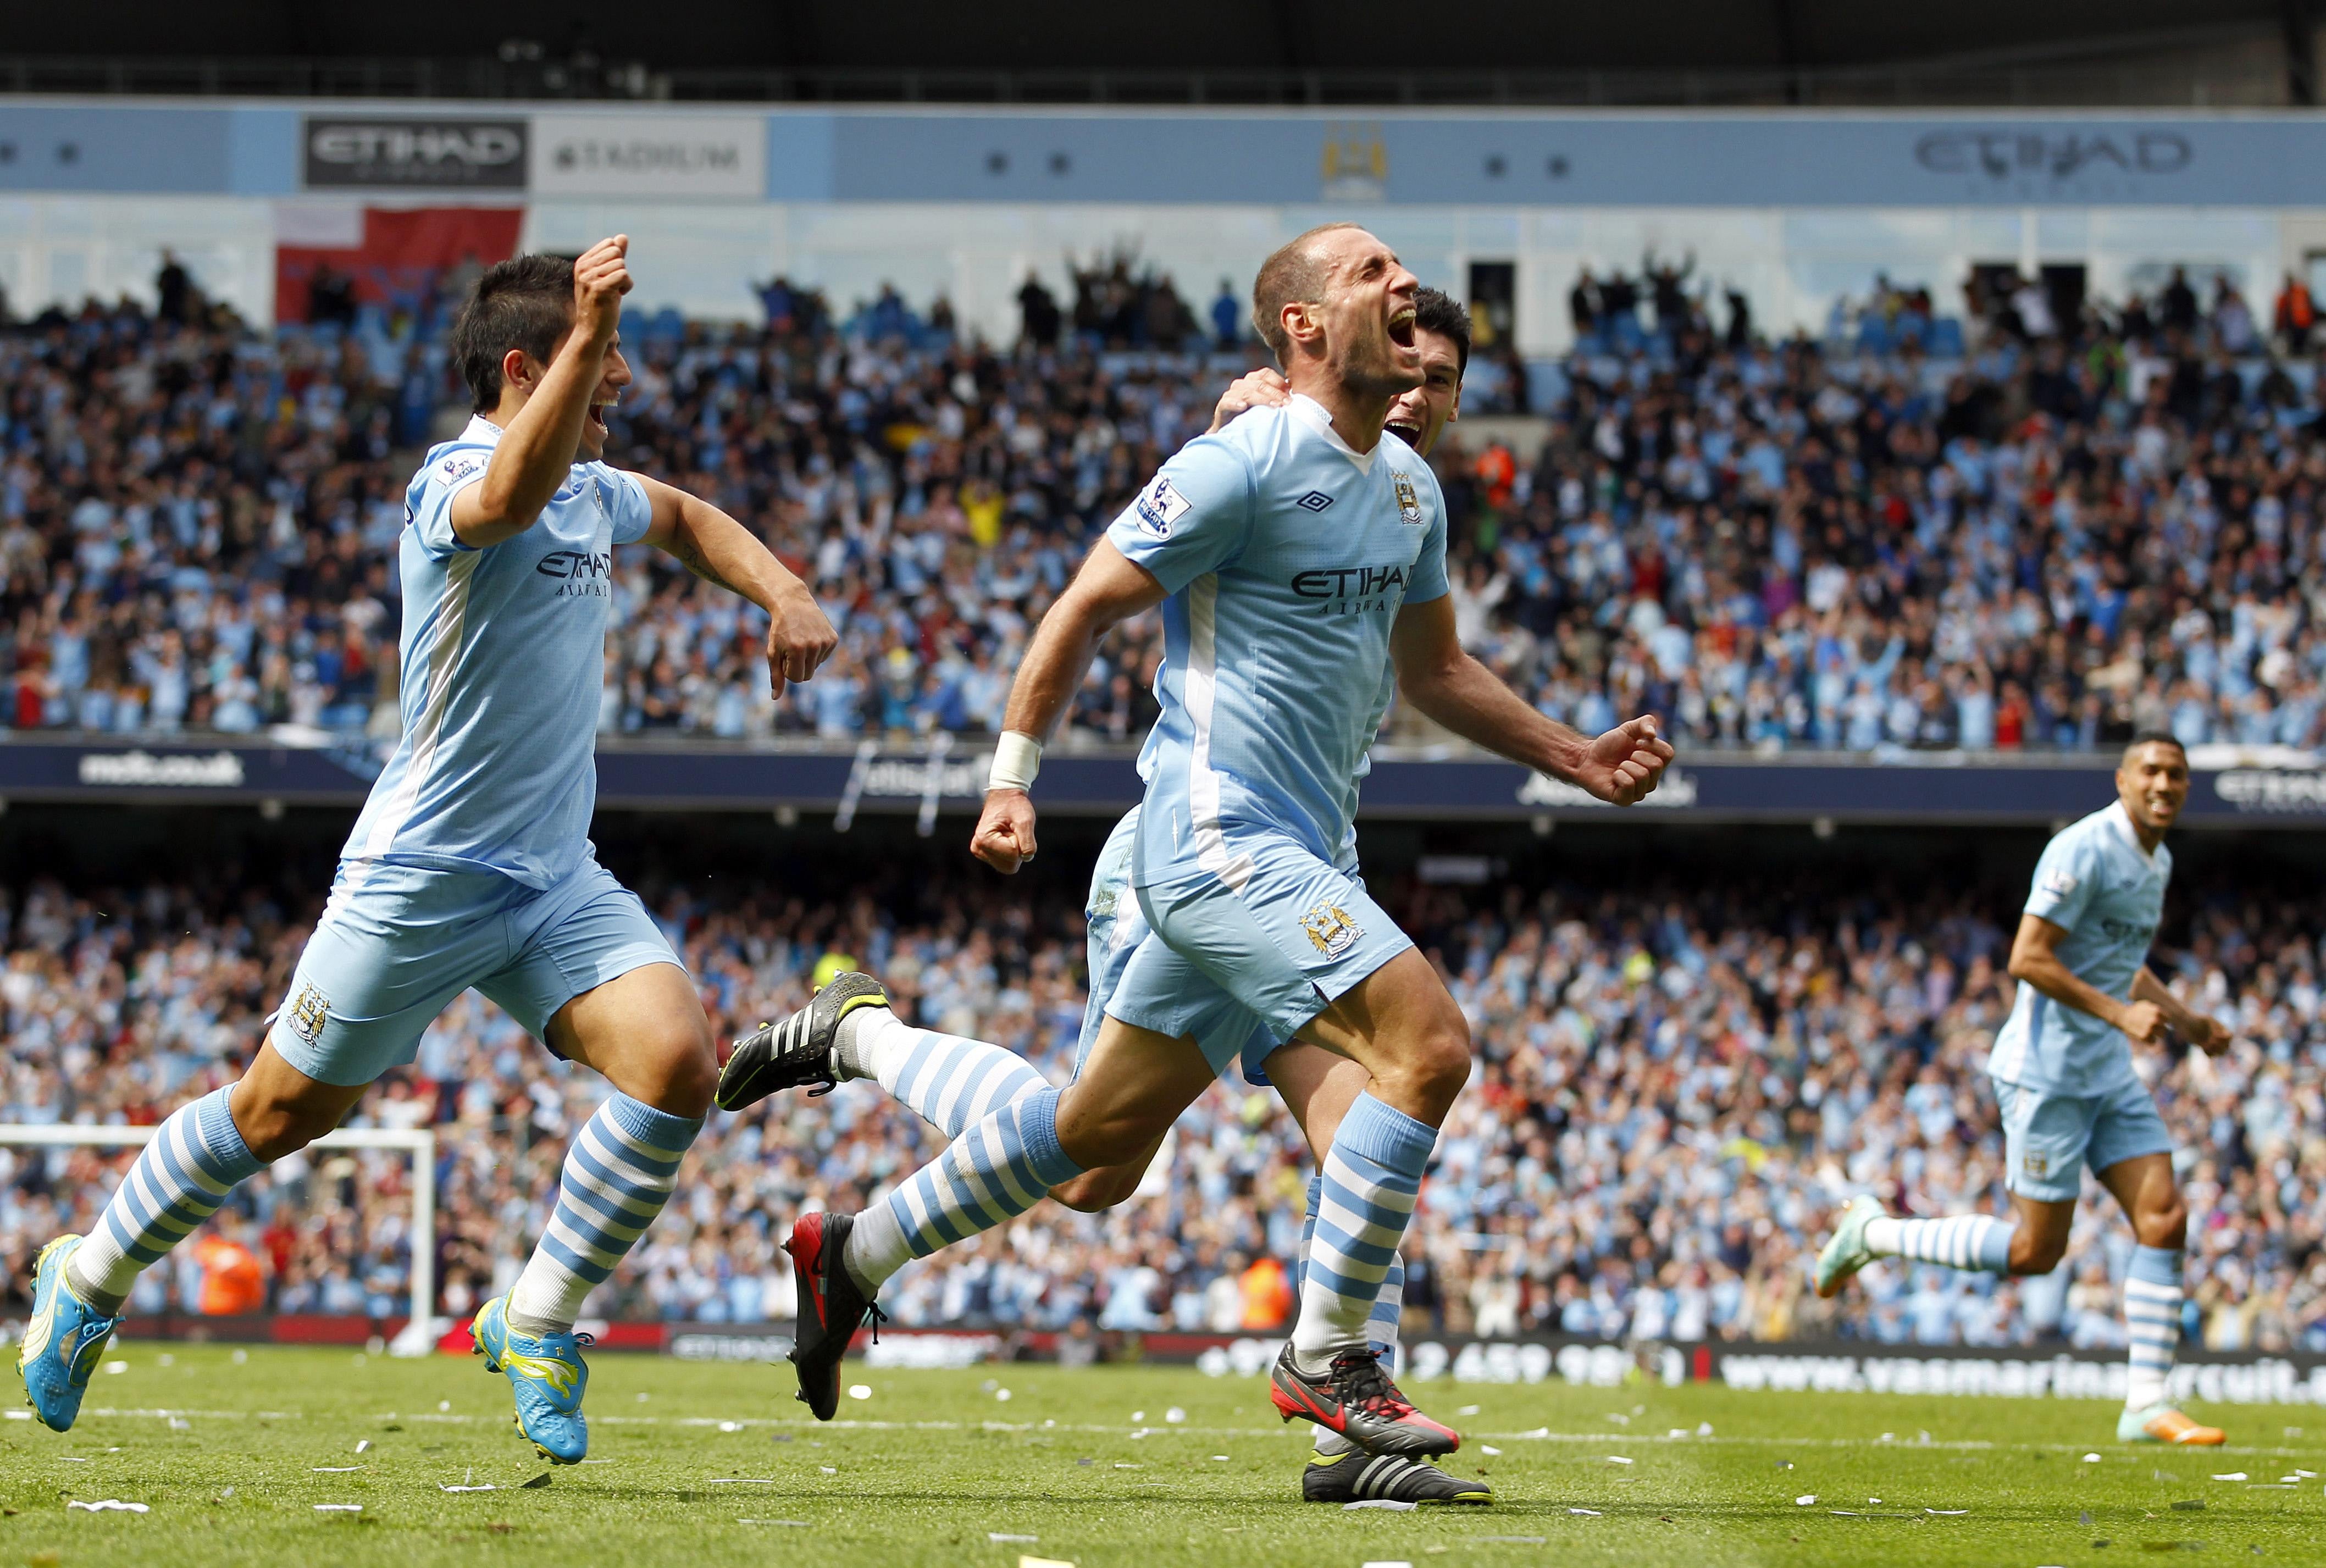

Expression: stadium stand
xmin=1 ymin=825 xmax=2320 ymax=1353
xmin=6 ymin=256 xmax=2326 ymax=757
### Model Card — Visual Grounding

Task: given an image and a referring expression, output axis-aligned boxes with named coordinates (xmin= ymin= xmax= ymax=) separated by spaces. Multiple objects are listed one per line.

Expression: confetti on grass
xmin=1344 ymin=1499 xmax=1416 ymax=1511
xmin=314 ymin=1504 xmax=363 ymax=1513
xmin=67 ymin=1500 xmax=148 ymax=1514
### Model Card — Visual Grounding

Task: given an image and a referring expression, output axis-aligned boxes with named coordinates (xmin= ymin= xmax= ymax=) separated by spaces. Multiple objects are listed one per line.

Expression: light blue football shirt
xmin=1107 ymin=394 xmax=1448 ymax=889
xmin=1986 ymin=800 xmax=2172 ymax=1097
xmin=342 ymin=415 xmax=653 ymax=889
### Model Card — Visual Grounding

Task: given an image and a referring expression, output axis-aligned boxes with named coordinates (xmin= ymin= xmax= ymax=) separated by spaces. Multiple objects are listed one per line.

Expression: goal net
xmin=0 ymin=1122 xmax=442 ymax=1356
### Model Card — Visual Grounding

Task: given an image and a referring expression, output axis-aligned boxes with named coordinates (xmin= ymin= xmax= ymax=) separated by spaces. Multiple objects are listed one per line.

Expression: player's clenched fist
xmin=2181 ymin=1012 xmax=2232 ymax=1055
xmin=1575 ymin=716 xmax=1674 ymax=806
xmin=574 ymin=236 xmax=633 ymax=345
xmin=761 ymin=578 xmax=837 ymax=697
xmin=2117 ymin=999 xmax=2167 ymax=1045
xmin=971 ymin=789 xmax=1039 ymax=874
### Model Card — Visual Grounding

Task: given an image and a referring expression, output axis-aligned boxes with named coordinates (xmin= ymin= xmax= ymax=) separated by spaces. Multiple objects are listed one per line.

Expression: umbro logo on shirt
xmin=1296 ymin=491 xmax=1335 ymax=513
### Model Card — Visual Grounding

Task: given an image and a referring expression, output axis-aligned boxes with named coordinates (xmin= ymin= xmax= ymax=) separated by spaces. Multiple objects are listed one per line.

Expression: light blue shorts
xmin=1108 ymin=823 xmax=1413 ymax=1067
xmin=271 ymin=857 xmax=682 ymax=1087
xmin=1078 ymin=811 xmax=1276 ymax=1085
xmin=1992 ymin=1074 xmax=2174 ymax=1203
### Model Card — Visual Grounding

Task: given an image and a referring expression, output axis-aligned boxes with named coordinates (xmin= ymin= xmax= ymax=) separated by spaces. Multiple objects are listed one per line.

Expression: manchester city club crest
xmin=286 ymin=980 xmax=331 ymax=1047
xmin=1300 ymin=901 xmax=1364 ymax=958
xmin=1392 ymin=470 xmax=1423 ymax=525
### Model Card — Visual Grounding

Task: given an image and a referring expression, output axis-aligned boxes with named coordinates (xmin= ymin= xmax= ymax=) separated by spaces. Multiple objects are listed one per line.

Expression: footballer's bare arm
xmin=634 ymin=473 xmax=836 ymax=697
xmin=2009 ymin=915 xmax=2164 ymax=1042
xmin=1389 ymin=593 xmax=1671 ymax=806
xmin=453 ymin=237 xmax=631 ymax=548
xmin=971 ymin=541 xmax=1166 ymax=873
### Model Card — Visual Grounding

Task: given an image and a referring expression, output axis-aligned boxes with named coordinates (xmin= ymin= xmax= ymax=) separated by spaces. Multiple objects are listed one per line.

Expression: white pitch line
xmin=65 ymin=1406 xmax=2325 ymax=1462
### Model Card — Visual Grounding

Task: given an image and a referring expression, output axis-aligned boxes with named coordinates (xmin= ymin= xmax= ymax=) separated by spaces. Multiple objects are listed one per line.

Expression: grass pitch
xmin=2 ymin=1344 xmax=2321 ymax=1566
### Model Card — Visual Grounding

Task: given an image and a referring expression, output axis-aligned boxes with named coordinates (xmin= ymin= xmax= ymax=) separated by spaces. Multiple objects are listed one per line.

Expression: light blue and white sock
xmin=1371 ymin=1258 xmax=1406 ymax=1361
xmin=68 ymin=1085 xmax=265 ymax=1313
xmin=1293 ymin=1092 xmax=1434 ymax=1374
xmin=1295 ymin=1170 xmax=1404 ymax=1456
xmin=1864 ymin=1213 xmax=2015 ymax=1272
xmin=842 ymin=1008 xmax=1048 ymax=1140
xmin=843 ymin=1086 xmax=1084 ymax=1291
xmin=1297 ymin=1170 xmax=1404 ymax=1365
xmin=508 ymin=1092 xmax=704 ymax=1336
xmin=2123 ymin=1245 xmax=2185 ymax=1411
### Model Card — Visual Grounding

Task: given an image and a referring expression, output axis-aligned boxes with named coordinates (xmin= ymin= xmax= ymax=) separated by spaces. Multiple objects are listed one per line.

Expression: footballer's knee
xmin=1376 ymin=1010 xmax=1472 ymax=1123
xmin=638 ymin=1021 xmax=718 ymax=1119
xmin=2134 ymin=1194 xmax=2189 ymax=1251
xmin=1050 ymin=1165 xmax=1145 ymax=1214
xmin=2008 ymin=1231 xmax=2069 ymax=1277
xmin=232 ymin=1084 xmax=348 ymax=1163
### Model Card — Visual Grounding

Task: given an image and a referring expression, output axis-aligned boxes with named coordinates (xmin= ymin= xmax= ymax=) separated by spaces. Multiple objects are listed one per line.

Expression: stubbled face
xmin=1304 ymin=227 xmax=1422 ymax=400
xmin=1383 ymin=328 xmax=1462 ymax=457
xmin=2117 ymin=741 xmax=2190 ymax=835
xmin=522 ymin=319 xmax=632 ymax=462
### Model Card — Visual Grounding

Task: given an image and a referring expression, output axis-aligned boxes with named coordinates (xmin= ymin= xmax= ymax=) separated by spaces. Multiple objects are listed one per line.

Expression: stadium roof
xmin=3 ymin=1 xmax=2316 ymax=107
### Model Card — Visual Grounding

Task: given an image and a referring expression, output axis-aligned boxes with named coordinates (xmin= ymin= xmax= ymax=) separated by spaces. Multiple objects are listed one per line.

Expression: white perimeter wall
xmin=0 ymin=194 xmax=2305 ymax=352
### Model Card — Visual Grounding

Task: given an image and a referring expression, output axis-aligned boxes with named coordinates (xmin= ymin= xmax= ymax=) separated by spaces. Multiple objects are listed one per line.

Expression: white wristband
xmin=988 ymin=730 xmax=1043 ymax=794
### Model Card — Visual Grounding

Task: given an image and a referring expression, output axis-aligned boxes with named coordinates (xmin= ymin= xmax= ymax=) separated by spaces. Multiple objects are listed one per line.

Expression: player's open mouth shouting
xmin=1387 ymin=301 xmax=1417 ymax=353
xmin=581 ymin=391 xmax=619 ymax=453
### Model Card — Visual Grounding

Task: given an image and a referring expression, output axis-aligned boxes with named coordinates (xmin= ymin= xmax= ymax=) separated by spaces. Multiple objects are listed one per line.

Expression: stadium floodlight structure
xmin=0 ymin=1122 xmax=441 ymax=1356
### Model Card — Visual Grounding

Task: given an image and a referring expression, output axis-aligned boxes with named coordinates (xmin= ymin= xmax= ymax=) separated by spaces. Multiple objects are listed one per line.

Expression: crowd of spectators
xmin=1 ymin=841 xmax=2321 ymax=1357
xmin=10 ymin=256 xmax=2326 ymax=758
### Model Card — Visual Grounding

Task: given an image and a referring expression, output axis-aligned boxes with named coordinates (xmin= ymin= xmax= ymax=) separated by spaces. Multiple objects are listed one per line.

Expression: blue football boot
xmin=18 ymin=1235 xmax=123 ymax=1433
xmin=471 ymin=1295 xmax=592 ymax=1464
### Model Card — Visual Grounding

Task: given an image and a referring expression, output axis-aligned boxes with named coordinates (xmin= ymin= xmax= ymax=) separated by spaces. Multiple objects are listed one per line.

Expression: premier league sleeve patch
xmin=1134 ymin=475 xmax=1192 ymax=539
xmin=2038 ymin=866 xmax=2080 ymax=900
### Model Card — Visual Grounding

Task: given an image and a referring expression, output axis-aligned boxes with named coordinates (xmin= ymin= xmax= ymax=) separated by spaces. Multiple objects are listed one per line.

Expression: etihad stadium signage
xmin=530 ymin=114 xmax=766 ymax=198
xmin=302 ymin=116 xmax=529 ymax=190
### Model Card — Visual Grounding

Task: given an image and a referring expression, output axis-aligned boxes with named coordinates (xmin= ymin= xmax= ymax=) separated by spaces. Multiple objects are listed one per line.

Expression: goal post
xmin=0 ymin=1123 xmax=440 ymax=1356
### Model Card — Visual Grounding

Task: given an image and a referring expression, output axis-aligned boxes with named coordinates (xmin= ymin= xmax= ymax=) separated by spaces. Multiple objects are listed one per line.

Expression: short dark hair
xmin=2123 ymin=730 xmax=2187 ymax=762
xmin=1250 ymin=223 xmax=1358 ymax=362
xmin=451 ymin=254 xmax=577 ymax=413
xmin=1413 ymin=286 xmax=1472 ymax=374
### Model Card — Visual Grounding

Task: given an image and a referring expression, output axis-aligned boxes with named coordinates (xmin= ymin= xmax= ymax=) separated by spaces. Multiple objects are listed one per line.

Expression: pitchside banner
xmin=694 ymin=1329 xmax=2326 ymax=1408
xmin=5 ymin=738 xmax=2324 ymax=827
